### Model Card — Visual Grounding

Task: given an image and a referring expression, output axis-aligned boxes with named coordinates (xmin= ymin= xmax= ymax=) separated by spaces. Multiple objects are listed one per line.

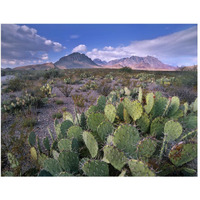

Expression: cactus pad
xmin=166 ymin=96 xmax=180 ymax=117
xmin=97 ymin=95 xmax=106 ymax=112
xmin=30 ymin=147 xmax=37 ymax=161
xmin=124 ymin=87 xmax=131 ymax=96
xmin=43 ymin=137 xmax=50 ymax=151
xmin=58 ymin=172 xmax=73 ymax=176
xmin=113 ymin=125 xmax=140 ymax=158
xmin=83 ymin=131 xmax=98 ymax=158
xmin=128 ymin=159 xmax=155 ymax=176
xmin=67 ymin=125 xmax=83 ymax=142
xmin=86 ymin=105 xmax=98 ymax=116
xmin=97 ymin=121 xmax=114 ymax=142
xmin=169 ymin=142 xmax=197 ymax=167
xmin=103 ymin=145 xmax=127 ymax=171
xmin=58 ymin=139 xmax=73 ymax=152
xmin=63 ymin=111 xmax=74 ymax=122
xmin=117 ymin=103 xmax=124 ymax=121
xmin=123 ymin=108 xmax=131 ymax=123
xmin=7 ymin=153 xmax=19 ymax=169
xmin=123 ymin=98 xmax=143 ymax=121
xmin=60 ymin=120 xmax=73 ymax=138
xmin=81 ymin=159 xmax=109 ymax=176
xmin=150 ymin=117 xmax=166 ymax=139
xmin=136 ymin=113 xmax=150 ymax=133
xmin=144 ymin=93 xmax=154 ymax=114
xmin=58 ymin=151 xmax=79 ymax=174
xmin=151 ymin=97 xmax=168 ymax=118
xmin=138 ymin=87 xmax=142 ymax=102
xmin=87 ymin=113 xmax=105 ymax=132
xmin=104 ymin=104 xmax=116 ymax=123
xmin=29 ymin=132 xmax=36 ymax=147
xmin=44 ymin=158 xmax=62 ymax=176
xmin=137 ymin=138 xmax=157 ymax=160
xmin=52 ymin=150 xmax=59 ymax=160
xmin=164 ymin=120 xmax=182 ymax=142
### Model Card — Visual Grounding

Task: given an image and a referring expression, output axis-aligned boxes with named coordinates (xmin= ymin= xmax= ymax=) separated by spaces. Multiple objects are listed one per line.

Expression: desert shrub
xmin=52 ymin=112 xmax=62 ymax=119
xmin=119 ymin=67 xmax=133 ymax=73
xmin=97 ymin=80 xmax=112 ymax=96
xmin=6 ymin=78 xmax=26 ymax=92
xmin=22 ymin=116 xmax=37 ymax=128
xmin=55 ymin=99 xmax=64 ymax=105
xmin=72 ymin=94 xmax=85 ymax=107
xmin=60 ymin=85 xmax=73 ymax=97
xmin=43 ymin=69 xmax=62 ymax=79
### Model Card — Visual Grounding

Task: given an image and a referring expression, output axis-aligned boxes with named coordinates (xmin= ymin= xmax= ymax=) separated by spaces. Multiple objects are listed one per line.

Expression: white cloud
xmin=72 ymin=44 xmax=87 ymax=53
xmin=41 ymin=53 xmax=49 ymax=60
xmin=70 ymin=35 xmax=79 ymax=39
xmin=86 ymin=26 xmax=197 ymax=66
xmin=1 ymin=24 xmax=65 ymax=67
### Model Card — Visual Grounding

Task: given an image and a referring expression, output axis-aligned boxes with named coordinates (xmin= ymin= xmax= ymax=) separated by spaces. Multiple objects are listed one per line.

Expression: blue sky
xmin=1 ymin=24 xmax=197 ymax=68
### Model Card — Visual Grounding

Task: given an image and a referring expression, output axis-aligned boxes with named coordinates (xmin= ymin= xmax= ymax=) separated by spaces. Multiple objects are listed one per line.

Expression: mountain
xmin=105 ymin=55 xmax=176 ymax=71
xmin=14 ymin=62 xmax=56 ymax=70
xmin=54 ymin=52 xmax=98 ymax=69
xmin=93 ymin=58 xmax=107 ymax=66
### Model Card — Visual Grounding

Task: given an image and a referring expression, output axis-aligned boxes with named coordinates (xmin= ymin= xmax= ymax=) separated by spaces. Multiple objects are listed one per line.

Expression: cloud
xmin=1 ymin=24 xmax=65 ymax=67
xmin=70 ymin=35 xmax=79 ymax=39
xmin=72 ymin=44 xmax=87 ymax=53
xmin=86 ymin=26 xmax=197 ymax=66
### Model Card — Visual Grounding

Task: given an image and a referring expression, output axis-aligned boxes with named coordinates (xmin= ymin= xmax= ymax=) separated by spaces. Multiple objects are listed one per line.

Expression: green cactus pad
xmin=97 ymin=121 xmax=114 ymax=142
xmin=150 ymin=117 xmax=166 ymax=139
xmin=81 ymin=159 xmax=109 ymax=176
xmin=104 ymin=104 xmax=116 ymax=123
xmin=58 ymin=151 xmax=79 ymax=174
xmin=184 ymin=102 xmax=189 ymax=116
xmin=97 ymin=95 xmax=106 ymax=112
xmin=63 ymin=111 xmax=74 ymax=122
xmin=164 ymin=120 xmax=182 ymax=142
xmin=58 ymin=139 xmax=72 ymax=152
xmin=128 ymin=159 xmax=155 ymax=176
xmin=60 ymin=120 xmax=73 ymax=138
xmin=103 ymin=145 xmax=127 ymax=171
xmin=7 ymin=153 xmax=19 ymax=169
xmin=144 ymin=93 xmax=154 ymax=114
xmin=67 ymin=125 xmax=83 ymax=142
xmin=106 ymin=135 xmax=114 ymax=145
xmin=123 ymin=98 xmax=143 ymax=121
xmin=52 ymin=150 xmax=59 ymax=160
xmin=136 ymin=113 xmax=150 ymax=133
xmin=58 ymin=172 xmax=73 ymax=176
xmin=190 ymin=98 xmax=197 ymax=112
xmin=169 ymin=142 xmax=197 ymax=167
xmin=44 ymin=158 xmax=62 ymax=176
xmin=119 ymin=169 xmax=127 ymax=177
xmin=86 ymin=105 xmax=98 ymax=116
xmin=169 ymin=109 xmax=183 ymax=120
xmin=83 ymin=131 xmax=98 ymax=158
xmin=117 ymin=103 xmax=124 ymax=121
xmin=124 ymin=87 xmax=131 ymax=96
xmin=38 ymin=153 xmax=48 ymax=168
xmin=138 ymin=87 xmax=142 ymax=102
xmin=182 ymin=115 xmax=197 ymax=131
xmin=151 ymin=97 xmax=168 ymax=118
xmin=80 ymin=112 xmax=87 ymax=130
xmin=29 ymin=132 xmax=36 ymax=147
xmin=113 ymin=125 xmax=140 ymax=158
xmin=30 ymin=147 xmax=37 ymax=161
xmin=166 ymin=96 xmax=180 ymax=117
xmin=38 ymin=169 xmax=52 ymax=176
xmin=37 ymin=136 xmax=42 ymax=153
xmin=54 ymin=119 xmax=61 ymax=137
xmin=137 ymin=138 xmax=157 ymax=160
xmin=43 ymin=137 xmax=50 ymax=151
xmin=123 ymin=108 xmax=131 ymax=123
xmin=87 ymin=113 xmax=105 ymax=132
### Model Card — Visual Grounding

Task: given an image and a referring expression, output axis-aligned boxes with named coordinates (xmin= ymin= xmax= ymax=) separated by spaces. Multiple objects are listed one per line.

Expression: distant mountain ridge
xmin=54 ymin=52 xmax=98 ymax=69
xmin=13 ymin=53 xmax=177 ymax=71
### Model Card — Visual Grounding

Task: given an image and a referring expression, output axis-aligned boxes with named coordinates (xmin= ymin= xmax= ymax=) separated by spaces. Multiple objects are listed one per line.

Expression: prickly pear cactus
xmin=67 ymin=125 xmax=83 ymax=143
xmin=123 ymin=108 xmax=131 ymax=123
xmin=63 ymin=111 xmax=74 ymax=122
xmin=43 ymin=137 xmax=50 ymax=151
xmin=123 ymin=98 xmax=143 ymax=121
xmin=150 ymin=117 xmax=166 ymax=139
xmin=58 ymin=151 xmax=79 ymax=174
xmin=136 ymin=113 xmax=150 ymax=133
xmin=7 ymin=153 xmax=19 ymax=169
xmin=184 ymin=102 xmax=189 ymax=116
xmin=83 ymin=131 xmax=98 ymax=158
xmin=28 ymin=132 xmax=36 ymax=147
xmin=137 ymin=138 xmax=157 ymax=160
xmin=87 ymin=113 xmax=105 ymax=132
xmin=117 ymin=103 xmax=124 ymax=121
xmin=138 ymin=87 xmax=142 ymax=103
xmin=81 ymin=159 xmax=109 ymax=176
xmin=30 ymin=147 xmax=37 ymax=161
xmin=168 ymin=142 xmax=197 ymax=167
xmin=97 ymin=95 xmax=106 ymax=112
xmin=58 ymin=139 xmax=73 ymax=152
xmin=60 ymin=120 xmax=73 ymax=138
xmin=97 ymin=121 xmax=113 ymax=142
xmin=144 ymin=93 xmax=154 ymax=114
xmin=166 ymin=96 xmax=180 ymax=117
xmin=164 ymin=120 xmax=182 ymax=142
xmin=80 ymin=112 xmax=87 ymax=130
xmin=44 ymin=158 xmax=62 ymax=176
xmin=113 ymin=125 xmax=140 ymax=158
xmin=58 ymin=172 xmax=73 ymax=176
xmin=128 ymin=159 xmax=155 ymax=176
xmin=104 ymin=104 xmax=116 ymax=123
xmin=52 ymin=150 xmax=59 ymax=160
xmin=103 ymin=145 xmax=128 ymax=171
xmin=124 ymin=87 xmax=131 ymax=96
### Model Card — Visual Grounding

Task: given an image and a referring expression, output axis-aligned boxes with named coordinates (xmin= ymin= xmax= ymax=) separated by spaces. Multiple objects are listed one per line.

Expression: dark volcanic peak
xmin=54 ymin=52 xmax=98 ymax=69
xmin=14 ymin=62 xmax=56 ymax=70
xmin=93 ymin=58 xmax=107 ymax=66
xmin=107 ymin=55 xmax=176 ymax=70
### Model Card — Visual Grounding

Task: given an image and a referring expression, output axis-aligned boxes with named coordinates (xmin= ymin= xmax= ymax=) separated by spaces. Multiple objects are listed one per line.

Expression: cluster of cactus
xmin=64 ymin=77 xmax=71 ymax=84
xmin=156 ymin=76 xmax=175 ymax=86
xmin=105 ymin=73 xmax=114 ymax=80
xmin=79 ymin=80 xmax=98 ymax=91
xmin=80 ymin=72 xmax=91 ymax=79
xmin=28 ymin=88 xmax=197 ymax=176
xmin=136 ymin=73 xmax=155 ymax=82
xmin=2 ymin=91 xmax=39 ymax=113
xmin=40 ymin=83 xmax=52 ymax=97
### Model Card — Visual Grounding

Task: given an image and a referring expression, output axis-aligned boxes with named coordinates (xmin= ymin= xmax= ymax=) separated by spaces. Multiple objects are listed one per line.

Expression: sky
xmin=1 ymin=24 xmax=197 ymax=68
